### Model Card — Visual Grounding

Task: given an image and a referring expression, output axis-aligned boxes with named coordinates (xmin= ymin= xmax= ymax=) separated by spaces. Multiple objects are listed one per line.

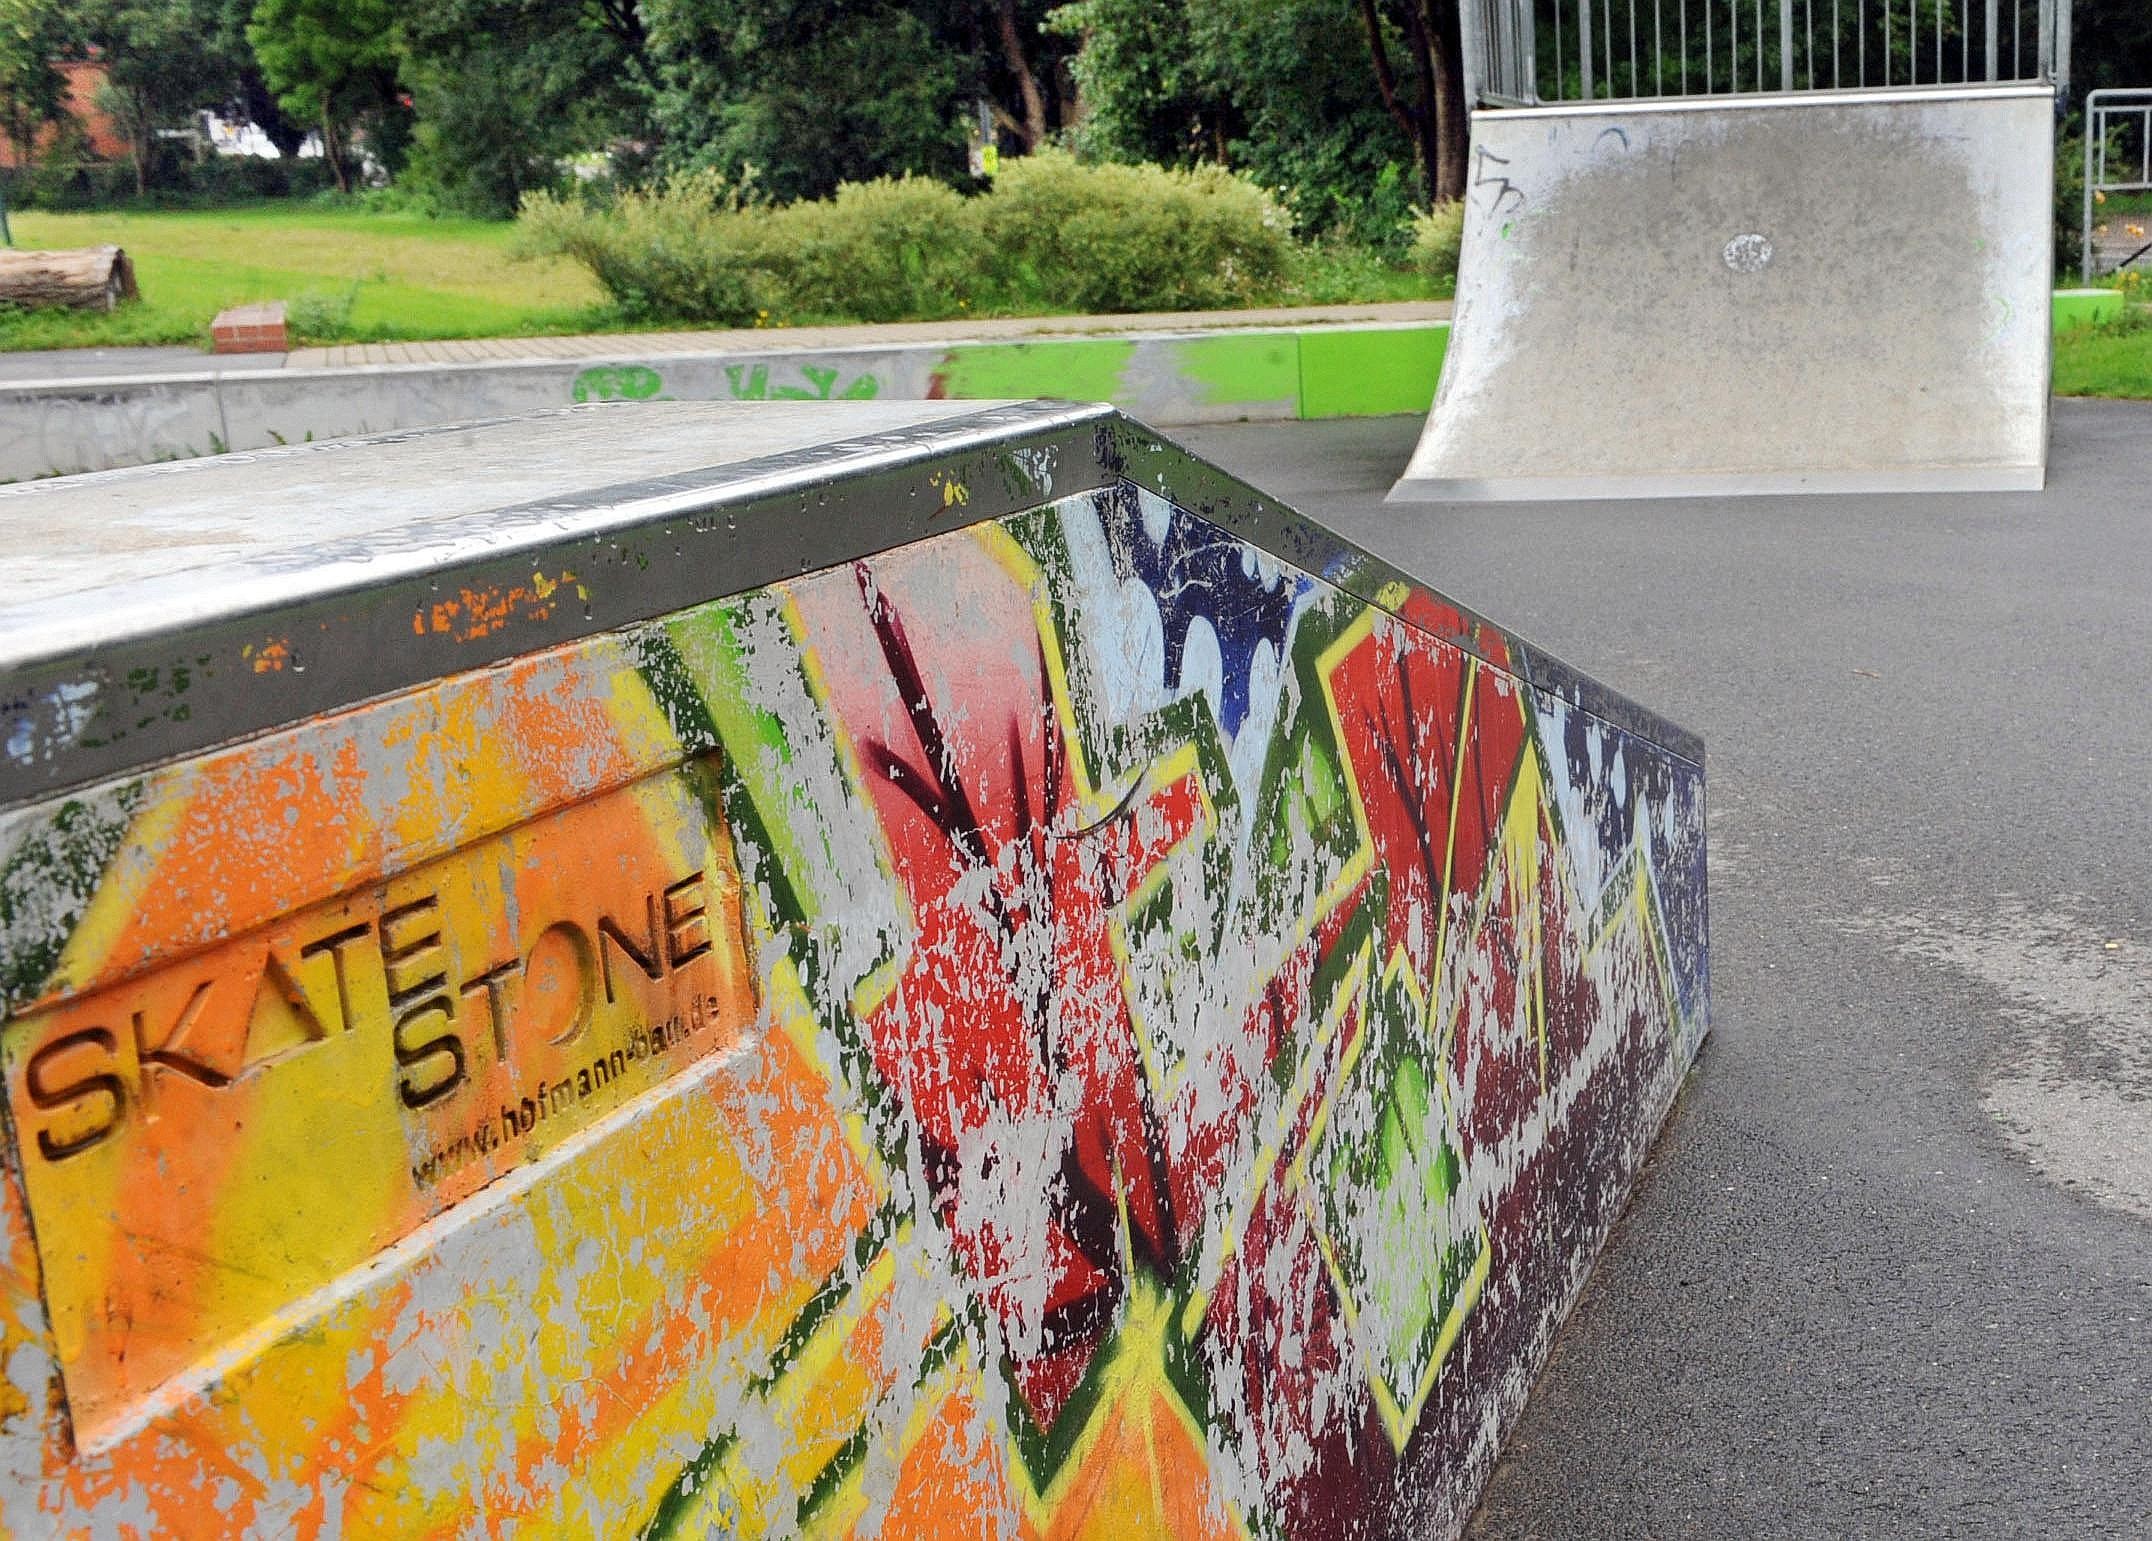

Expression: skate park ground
xmin=1178 ymin=400 xmax=2152 ymax=1537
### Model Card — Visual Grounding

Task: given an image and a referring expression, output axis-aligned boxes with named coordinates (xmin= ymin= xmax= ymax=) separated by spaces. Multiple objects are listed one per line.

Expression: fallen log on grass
xmin=0 ymin=245 xmax=137 ymax=311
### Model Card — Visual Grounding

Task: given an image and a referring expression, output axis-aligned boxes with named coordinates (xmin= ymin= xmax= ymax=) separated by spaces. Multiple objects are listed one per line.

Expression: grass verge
xmin=2053 ymin=309 xmax=2152 ymax=398
xmin=0 ymin=204 xmax=612 ymax=351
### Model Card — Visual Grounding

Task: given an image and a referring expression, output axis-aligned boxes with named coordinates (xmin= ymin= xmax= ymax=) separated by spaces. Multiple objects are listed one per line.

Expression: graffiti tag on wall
xmin=0 ymin=480 xmax=1704 ymax=1536
xmin=571 ymin=361 xmax=884 ymax=405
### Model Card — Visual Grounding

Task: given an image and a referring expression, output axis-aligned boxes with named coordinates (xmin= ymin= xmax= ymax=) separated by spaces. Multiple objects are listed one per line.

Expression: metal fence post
xmin=1581 ymin=0 xmax=1596 ymax=97
xmin=2083 ymin=91 xmax=2100 ymax=283
xmin=2053 ymin=0 xmax=2071 ymax=96
xmin=1460 ymin=0 xmax=1488 ymax=105
xmin=1781 ymin=0 xmax=1796 ymax=89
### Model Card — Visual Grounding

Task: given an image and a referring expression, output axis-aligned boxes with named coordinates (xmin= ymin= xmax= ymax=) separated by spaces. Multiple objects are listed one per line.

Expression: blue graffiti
xmin=1099 ymin=486 xmax=1307 ymax=737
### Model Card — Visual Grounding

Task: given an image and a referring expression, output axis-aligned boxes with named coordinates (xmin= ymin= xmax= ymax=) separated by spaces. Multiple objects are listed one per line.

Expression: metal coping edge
xmin=0 ymin=400 xmax=1115 ymax=810
xmin=3 ymin=399 xmax=1702 ymax=813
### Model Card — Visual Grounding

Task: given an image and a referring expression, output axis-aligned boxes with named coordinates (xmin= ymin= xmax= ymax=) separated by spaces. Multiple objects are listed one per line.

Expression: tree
xmin=0 ymin=0 xmax=70 ymax=170
xmin=1355 ymin=0 xmax=1466 ymax=204
xmin=245 ymin=0 xmax=400 ymax=192
xmin=397 ymin=0 xmax=655 ymax=216
xmin=642 ymin=0 xmax=967 ymax=200
xmin=80 ymin=0 xmax=246 ymax=194
xmin=1049 ymin=0 xmax=1441 ymax=239
xmin=641 ymin=0 xmax=1083 ymax=201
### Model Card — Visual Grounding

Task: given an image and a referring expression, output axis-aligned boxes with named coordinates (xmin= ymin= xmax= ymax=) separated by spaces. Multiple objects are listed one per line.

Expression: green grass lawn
xmin=2053 ymin=308 xmax=2152 ymax=397
xmin=0 ymin=204 xmax=613 ymax=351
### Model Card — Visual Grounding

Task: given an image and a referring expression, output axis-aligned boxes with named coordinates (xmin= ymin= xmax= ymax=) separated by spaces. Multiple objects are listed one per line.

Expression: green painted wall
xmin=2052 ymin=289 xmax=2125 ymax=331
xmin=924 ymin=304 xmax=2101 ymax=422
xmin=1299 ymin=326 xmax=1451 ymax=419
xmin=934 ymin=340 xmax=1136 ymax=401
xmin=1174 ymin=332 xmax=1301 ymax=407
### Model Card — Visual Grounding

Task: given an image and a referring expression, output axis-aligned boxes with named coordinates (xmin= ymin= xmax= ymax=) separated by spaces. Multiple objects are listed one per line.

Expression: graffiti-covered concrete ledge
xmin=0 ymin=400 xmax=1706 ymax=1536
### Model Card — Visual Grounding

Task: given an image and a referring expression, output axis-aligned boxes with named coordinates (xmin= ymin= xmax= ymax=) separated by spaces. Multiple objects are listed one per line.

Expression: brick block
xmin=210 ymin=301 xmax=288 ymax=355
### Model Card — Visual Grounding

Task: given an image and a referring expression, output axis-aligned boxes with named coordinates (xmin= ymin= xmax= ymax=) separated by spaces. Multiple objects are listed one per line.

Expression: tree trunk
xmin=322 ymin=109 xmax=350 ymax=194
xmin=1396 ymin=3 xmax=1448 ymax=204
xmin=129 ymin=89 xmax=151 ymax=199
xmin=1426 ymin=0 xmax=1469 ymax=202
xmin=0 ymin=246 xmax=138 ymax=311
xmin=994 ymin=0 xmax=1050 ymax=152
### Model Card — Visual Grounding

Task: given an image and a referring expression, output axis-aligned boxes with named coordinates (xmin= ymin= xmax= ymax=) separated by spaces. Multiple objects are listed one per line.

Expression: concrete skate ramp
xmin=1393 ymin=85 xmax=2054 ymax=500
xmin=0 ymin=401 xmax=1704 ymax=1537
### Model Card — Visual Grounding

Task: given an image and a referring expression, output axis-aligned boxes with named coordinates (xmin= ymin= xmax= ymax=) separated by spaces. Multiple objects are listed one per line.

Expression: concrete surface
xmin=1396 ymin=87 xmax=2055 ymax=499
xmin=1180 ymin=399 xmax=2152 ymax=1536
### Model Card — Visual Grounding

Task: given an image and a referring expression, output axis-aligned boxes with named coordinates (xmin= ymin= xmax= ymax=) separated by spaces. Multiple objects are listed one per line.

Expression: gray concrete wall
xmin=0 ymin=330 xmax=1318 ymax=482
xmin=1393 ymin=85 xmax=2055 ymax=500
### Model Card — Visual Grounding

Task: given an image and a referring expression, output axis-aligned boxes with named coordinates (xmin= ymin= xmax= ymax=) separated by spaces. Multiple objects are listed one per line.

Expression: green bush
xmin=2057 ymin=130 xmax=2086 ymax=281
xmin=977 ymin=150 xmax=1293 ymax=312
xmin=286 ymin=284 xmax=360 ymax=341
xmin=2 ymin=150 xmax=334 ymax=212
xmin=756 ymin=176 xmax=988 ymax=322
xmin=1408 ymin=202 xmax=1465 ymax=293
xmin=518 ymin=169 xmax=772 ymax=326
xmin=520 ymin=151 xmax=1297 ymax=325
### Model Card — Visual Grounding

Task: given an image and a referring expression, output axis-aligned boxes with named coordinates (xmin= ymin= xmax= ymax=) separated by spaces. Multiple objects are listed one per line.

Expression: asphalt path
xmin=1175 ymin=403 xmax=2152 ymax=1539
xmin=0 ymin=344 xmax=283 ymax=381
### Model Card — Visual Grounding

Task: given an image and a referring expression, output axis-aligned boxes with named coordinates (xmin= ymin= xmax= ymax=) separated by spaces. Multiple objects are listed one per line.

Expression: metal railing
xmin=2083 ymin=88 xmax=2152 ymax=282
xmin=1462 ymin=0 xmax=2068 ymax=105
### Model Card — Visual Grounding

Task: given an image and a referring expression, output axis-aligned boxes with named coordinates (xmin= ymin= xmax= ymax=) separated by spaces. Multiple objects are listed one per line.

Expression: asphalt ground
xmin=1176 ymin=403 xmax=2152 ymax=1539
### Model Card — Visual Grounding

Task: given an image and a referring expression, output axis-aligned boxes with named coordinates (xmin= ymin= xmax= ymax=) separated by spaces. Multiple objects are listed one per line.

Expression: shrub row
xmin=1 ymin=154 xmax=336 ymax=212
xmin=517 ymin=151 xmax=1304 ymax=325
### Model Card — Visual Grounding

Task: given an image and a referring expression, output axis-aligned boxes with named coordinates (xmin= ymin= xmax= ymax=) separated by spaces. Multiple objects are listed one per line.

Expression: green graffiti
xmin=722 ymin=362 xmax=881 ymax=402
xmin=571 ymin=365 xmax=668 ymax=403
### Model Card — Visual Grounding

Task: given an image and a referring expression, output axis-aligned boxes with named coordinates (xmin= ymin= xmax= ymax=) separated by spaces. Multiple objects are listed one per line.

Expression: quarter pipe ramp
xmin=1392 ymin=85 xmax=2055 ymax=500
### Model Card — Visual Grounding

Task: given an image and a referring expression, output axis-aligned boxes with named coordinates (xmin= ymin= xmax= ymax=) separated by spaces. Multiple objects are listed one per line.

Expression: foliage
xmin=975 ymin=149 xmax=1293 ymax=310
xmin=0 ymin=0 xmax=69 ymax=168
xmin=1049 ymin=0 xmax=1232 ymax=168
xmin=1407 ymin=201 xmax=1463 ymax=292
xmin=640 ymin=0 xmax=1086 ymax=202
xmin=1046 ymin=0 xmax=1428 ymax=245
xmin=2 ymin=149 xmax=333 ymax=209
xmin=2056 ymin=131 xmax=2085 ymax=280
xmin=245 ymin=0 xmax=403 ymax=191
xmin=516 ymin=169 xmax=770 ymax=324
xmin=79 ymin=0 xmax=251 ymax=194
xmin=756 ymin=176 xmax=988 ymax=321
xmin=641 ymin=1 xmax=969 ymax=204
xmin=396 ymin=0 xmax=650 ymax=219
xmin=519 ymin=150 xmax=1299 ymax=324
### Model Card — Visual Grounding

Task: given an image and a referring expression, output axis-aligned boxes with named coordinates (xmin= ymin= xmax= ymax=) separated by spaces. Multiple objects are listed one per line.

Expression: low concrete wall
xmin=1 ymin=324 xmax=1452 ymax=481
xmin=0 ymin=404 xmax=1707 ymax=1536
xmin=2 ymin=277 xmax=2104 ymax=484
